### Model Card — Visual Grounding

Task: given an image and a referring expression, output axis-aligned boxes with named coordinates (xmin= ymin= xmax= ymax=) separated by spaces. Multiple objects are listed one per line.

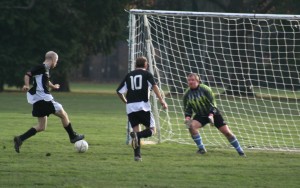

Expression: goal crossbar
xmin=130 ymin=9 xmax=300 ymax=20
xmin=128 ymin=9 xmax=300 ymax=152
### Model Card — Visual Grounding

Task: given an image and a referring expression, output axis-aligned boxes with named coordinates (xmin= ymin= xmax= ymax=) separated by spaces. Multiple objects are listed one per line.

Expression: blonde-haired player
xmin=13 ymin=51 xmax=84 ymax=153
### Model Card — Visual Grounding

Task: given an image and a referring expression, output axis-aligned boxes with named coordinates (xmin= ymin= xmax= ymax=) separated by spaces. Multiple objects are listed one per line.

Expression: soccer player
xmin=116 ymin=56 xmax=167 ymax=161
xmin=13 ymin=51 xmax=84 ymax=153
xmin=183 ymin=73 xmax=245 ymax=156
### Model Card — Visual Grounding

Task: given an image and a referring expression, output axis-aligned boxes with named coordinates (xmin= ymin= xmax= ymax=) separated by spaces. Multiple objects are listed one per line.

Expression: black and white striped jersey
xmin=26 ymin=64 xmax=53 ymax=104
xmin=116 ymin=69 xmax=156 ymax=114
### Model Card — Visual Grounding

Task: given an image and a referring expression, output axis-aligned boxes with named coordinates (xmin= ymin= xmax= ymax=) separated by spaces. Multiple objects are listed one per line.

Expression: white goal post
xmin=128 ymin=9 xmax=300 ymax=151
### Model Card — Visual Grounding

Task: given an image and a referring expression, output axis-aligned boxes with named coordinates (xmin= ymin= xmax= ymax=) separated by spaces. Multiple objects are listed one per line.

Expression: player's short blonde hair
xmin=187 ymin=73 xmax=201 ymax=83
xmin=45 ymin=51 xmax=58 ymax=62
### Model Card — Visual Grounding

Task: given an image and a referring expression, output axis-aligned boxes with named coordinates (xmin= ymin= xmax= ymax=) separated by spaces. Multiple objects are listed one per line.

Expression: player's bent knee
xmin=189 ymin=124 xmax=199 ymax=131
xmin=188 ymin=127 xmax=198 ymax=135
xmin=35 ymin=126 xmax=46 ymax=132
xmin=56 ymin=110 xmax=68 ymax=119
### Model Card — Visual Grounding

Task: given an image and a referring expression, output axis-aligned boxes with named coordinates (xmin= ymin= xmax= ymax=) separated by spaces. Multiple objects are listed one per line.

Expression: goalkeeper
xmin=183 ymin=73 xmax=245 ymax=156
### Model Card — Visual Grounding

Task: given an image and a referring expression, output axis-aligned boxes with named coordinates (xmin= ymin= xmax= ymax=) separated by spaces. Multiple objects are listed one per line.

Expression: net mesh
xmin=128 ymin=10 xmax=300 ymax=151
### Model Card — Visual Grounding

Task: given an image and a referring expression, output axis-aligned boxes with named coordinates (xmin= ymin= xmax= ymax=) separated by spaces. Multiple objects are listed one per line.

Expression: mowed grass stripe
xmin=0 ymin=92 xmax=299 ymax=187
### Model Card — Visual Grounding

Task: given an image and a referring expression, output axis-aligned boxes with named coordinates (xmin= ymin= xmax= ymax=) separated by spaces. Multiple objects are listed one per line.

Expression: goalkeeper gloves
xmin=184 ymin=119 xmax=192 ymax=129
xmin=208 ymin=113 xmax=214 ymax=126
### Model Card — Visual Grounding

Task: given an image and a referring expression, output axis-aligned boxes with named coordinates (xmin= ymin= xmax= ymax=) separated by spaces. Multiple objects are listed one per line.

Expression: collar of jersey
xmin=190 ymin=86 xmax=199 ymax=91
xmin=43 ymin=63 xmax=51 ymax=70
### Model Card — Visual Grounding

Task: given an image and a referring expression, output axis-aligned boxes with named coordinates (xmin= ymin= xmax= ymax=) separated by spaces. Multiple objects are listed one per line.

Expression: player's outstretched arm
xmin=152 ymin=85 xmax=167 ymax=109
xmin=208 ymin=113 xmax=214 ymax=126
xmin=183 ymin=92 xmax=193 ymax=128
xmin=117 ymin=92 xmax=127 ymax=104
xmin=22 ymin=74 xmax=30 ymax=91
xmin=49 ymin=81 xmax=60 ymax=90
xmin=201 ymin=84 xmax=216 ymax=126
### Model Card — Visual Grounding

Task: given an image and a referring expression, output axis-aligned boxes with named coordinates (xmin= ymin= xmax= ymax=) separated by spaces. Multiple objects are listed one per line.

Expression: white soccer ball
xmin=74 ymin=140 xmax=88 ymax=153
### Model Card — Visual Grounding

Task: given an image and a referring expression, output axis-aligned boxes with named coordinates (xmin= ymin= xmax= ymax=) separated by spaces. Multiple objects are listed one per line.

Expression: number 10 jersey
xmin=116 ymin=69 xmax=157 ymax=114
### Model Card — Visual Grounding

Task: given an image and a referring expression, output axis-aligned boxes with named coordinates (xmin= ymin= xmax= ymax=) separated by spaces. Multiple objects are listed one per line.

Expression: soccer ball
xmin=74 ymin=140 xmax=88 ymax=153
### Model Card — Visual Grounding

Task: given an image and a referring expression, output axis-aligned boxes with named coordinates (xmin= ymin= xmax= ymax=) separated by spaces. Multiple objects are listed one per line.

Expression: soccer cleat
xmin=130 ymin=132 xmax=139 ymax=149
xmin=13 ymin=136 xmax=22 ymax=153
xmin=70 ymin=132 xmax=85 ymax=143
xmin=238 ymin=152 xmax=246 ymax=157
xmin=196 ymin=148 xmax=207 ymax=155
xmin=134 ymin=156 xmax=142 ymax=162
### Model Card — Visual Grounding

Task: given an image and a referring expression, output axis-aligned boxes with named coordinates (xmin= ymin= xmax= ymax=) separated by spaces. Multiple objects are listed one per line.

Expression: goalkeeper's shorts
xmin=193 ymin=114 xmax=226 ymax=129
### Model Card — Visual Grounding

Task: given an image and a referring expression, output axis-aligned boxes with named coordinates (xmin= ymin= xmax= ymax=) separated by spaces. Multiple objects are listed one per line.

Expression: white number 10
xmin=130 ymin=75 xmax=142 ymax=90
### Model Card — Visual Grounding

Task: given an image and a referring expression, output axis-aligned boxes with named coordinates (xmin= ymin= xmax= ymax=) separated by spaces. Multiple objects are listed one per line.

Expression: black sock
xmin=137 ymin=129 xmax=152 ymax=139
xmin=134 ymin=137 xmax=142 ymax=157
xmin=134 ymin=146 xmax=141 ymax=157
xmin=64 ymin=123 xmax=75 ymax=139
xmin=20 ymin=128 xmax=37 ymax=141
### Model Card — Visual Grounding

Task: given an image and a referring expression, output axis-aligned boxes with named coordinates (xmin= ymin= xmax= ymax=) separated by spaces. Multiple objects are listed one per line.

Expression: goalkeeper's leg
xmin=214 ymin=115 xmax=245 ymax=156
xmin=218 ymin=125 xmax=245 ymax=156
xmin=188 ymin=120 xmax=206 ymax=154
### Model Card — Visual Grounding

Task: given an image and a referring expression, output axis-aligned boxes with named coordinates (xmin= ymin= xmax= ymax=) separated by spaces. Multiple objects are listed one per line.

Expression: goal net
xmin=128 ymin=9 xmax=300 ymax=151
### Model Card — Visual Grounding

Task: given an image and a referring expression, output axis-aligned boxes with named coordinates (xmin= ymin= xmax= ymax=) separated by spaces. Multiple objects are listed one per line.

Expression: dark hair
xmin=135 ymin=56 xmax=147 ymax=68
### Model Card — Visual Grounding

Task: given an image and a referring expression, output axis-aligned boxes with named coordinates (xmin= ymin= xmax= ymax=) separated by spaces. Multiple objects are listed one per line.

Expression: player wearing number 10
xmin=116 ymin=56 xmax=168 ymax=161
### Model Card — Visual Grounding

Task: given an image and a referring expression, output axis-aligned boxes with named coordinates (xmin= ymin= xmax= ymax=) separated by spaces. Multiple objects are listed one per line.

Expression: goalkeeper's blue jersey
xmin=183 ymin=84 xmax=217 ymax=117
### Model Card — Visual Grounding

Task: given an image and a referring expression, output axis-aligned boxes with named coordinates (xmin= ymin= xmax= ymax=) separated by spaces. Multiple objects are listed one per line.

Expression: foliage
xmin=0 ymin=0 xmax=130 ymax=91
xmin=149 ymin=0 xmax=300 ymax=14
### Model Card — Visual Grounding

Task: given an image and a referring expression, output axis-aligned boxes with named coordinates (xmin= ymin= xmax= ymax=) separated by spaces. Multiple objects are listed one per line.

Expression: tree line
xmin=0 ymin=0 xmax=131 ymax=91
xmin=0 ymin=0 xmax=299 ymax=92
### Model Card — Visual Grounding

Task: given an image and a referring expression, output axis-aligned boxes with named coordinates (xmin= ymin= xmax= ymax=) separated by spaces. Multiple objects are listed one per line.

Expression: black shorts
xmin=128 ymin=111 xmax=155 ymax=128
xmin=193 ymin=114 xmax=226 ymax=129
xmin=32 ymin=100 xmax=55 ymax=117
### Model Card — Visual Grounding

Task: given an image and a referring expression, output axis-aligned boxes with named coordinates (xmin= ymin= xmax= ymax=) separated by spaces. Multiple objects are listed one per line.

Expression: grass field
xmin=0 ymin=83 xmax=300 ymax=188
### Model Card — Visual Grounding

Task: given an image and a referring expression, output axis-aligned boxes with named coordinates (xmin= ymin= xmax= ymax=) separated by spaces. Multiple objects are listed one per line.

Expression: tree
xmin=0 ymin=0 xmax=130 ymax=91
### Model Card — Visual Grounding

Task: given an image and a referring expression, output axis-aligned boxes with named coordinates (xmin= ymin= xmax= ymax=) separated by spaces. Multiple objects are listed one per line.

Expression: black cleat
xmin=130 ymin=132 xmax=139 ymax=149
xmin=134 ymin=156 xmax=142 ymax=162
xmin=70 ymin=132 xmax=84 ymax=143
xmin=14 ymin=136 xmax=22 ymax=153
xmin=238 ymin=152 xmax=246 ymax=157
xmin=196 ymin=148 xmax=207 ymax=155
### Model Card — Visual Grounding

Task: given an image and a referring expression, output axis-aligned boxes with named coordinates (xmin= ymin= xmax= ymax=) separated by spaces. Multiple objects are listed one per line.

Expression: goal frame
xmin=128 ymin=9 xmax=300 ymax=150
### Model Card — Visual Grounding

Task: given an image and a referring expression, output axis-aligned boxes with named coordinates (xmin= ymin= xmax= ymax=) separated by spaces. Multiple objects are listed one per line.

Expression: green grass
xmin=0 ymin=86 xmax=300 ymax=187
xmin=155 ymin=94 xmax=300 ymax=151
xmin=69 ymin=82 xmax=118 ymax=94
xmin=4 ymin=82 xmax=119 ymax=94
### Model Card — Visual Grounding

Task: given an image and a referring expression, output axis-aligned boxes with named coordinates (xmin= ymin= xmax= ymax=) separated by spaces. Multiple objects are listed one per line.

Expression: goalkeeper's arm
xmin=208 ymin=113 xmax=214 ymax=126
xmin=183 ymin=93 xmax=193 ymax=128
xmin=201 ymin=84 xmax=218 ymax=125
